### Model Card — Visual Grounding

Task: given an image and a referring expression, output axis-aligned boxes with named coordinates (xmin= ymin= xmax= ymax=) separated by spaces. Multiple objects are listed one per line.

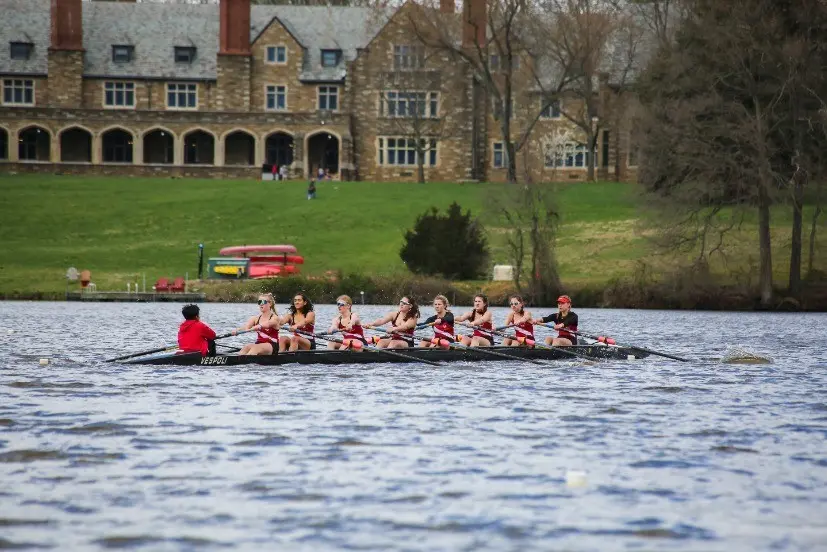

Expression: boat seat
xmin=153 ymin=278 xmax=170 ymax=292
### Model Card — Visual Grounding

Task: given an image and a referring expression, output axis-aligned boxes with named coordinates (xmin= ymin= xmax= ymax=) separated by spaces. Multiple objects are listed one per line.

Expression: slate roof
xmin=0 ymin=0 xmax=388 ymax=82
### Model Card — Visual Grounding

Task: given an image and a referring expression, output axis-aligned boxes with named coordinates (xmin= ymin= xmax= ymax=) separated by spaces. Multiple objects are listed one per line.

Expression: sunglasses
xmin=257 ymin=299 xmax=269 ymax=305
xmin=399 ymin=301 xmax=411 ymax=306
xmin=336 ymin=302 xmax=348 ymax=307
xmin=510 ymin=302 xmax=521 ymax=306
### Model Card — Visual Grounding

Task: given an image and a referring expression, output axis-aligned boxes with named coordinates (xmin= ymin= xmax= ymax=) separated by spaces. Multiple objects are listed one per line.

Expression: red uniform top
xmin=473 ymin=319 xmax=493 ymax=339
xmin=255 ymin=314 xmax=279 ymax=344
xmin=514 ymin=319 xmax=534 ymax=340
xmin=338 ymin=316 xmax=365 ymax=342
xmin=178 ymin=319 xmax=217 ymax=356
xmin=290 ymin=314 xmax=314 ymax=342
xmin=390 ymin=312 xmax=415 ymax=342
xmin=425 ymin=312 xmax=455 ymax=342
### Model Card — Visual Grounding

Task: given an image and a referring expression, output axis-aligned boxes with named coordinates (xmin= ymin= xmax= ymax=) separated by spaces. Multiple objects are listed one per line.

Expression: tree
xmin=400 ymin=202 xmax=489 ymax=279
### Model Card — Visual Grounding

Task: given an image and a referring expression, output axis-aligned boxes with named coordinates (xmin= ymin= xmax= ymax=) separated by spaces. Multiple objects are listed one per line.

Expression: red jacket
xmin=178 ymin=320 xmax=217 ymax=355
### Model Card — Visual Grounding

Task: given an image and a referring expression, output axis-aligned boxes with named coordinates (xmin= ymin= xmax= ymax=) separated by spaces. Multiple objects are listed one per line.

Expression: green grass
xmin=0 ymin=174 xmax=823 ymax=295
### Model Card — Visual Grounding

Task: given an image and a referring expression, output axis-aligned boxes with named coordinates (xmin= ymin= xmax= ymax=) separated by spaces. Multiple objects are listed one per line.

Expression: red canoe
xmin=248 ymin=255 xmax=305 ymax=265
xmin=219 ymin=244 xmax=297 ymax=256
xmin=249 ymin=264 xmax=300 ymax=279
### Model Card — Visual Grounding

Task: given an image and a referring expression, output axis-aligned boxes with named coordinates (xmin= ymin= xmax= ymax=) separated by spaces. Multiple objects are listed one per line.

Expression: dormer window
xmin=10 ymin=42 xmax=33 ymax=61
xmin=321 ymin=49 xmax=342 ymax=68
xmin=112 ymin=45 xmax=134 ymax=64
xmin=175 ymin=46 xmax=196 ymax=64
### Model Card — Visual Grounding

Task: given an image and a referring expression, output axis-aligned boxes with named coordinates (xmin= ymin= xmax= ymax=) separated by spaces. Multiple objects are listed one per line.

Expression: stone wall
xmin=47 ymin=51 xmax=84 ymax=107
xmin=216 ymin=54 xmax=252 ymax=112
xmin=0 ymin=161 xmax=259 ymax=179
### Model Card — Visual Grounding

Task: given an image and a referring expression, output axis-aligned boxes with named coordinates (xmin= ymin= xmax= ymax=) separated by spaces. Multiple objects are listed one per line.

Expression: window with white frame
xmin=266 ymin=45 xmax=287 ymax=64
xmin=2 ymin=79 xmax=34 ymax=105
xmin=265 ymin=85 xmax=287 ymax=111
xmin=492 ymin=142 xmax=505 ymax=168
xmin=381 ymin=91 xmax=438 ymax=118
xmin=104 ymin=82 xmax=135 ymax=108
xmin=377 ymin=137 xmax=437 ymax=167
xmin=492 ymin=98 xmax=513 ymax=120
xmin=393 ymin=45 xmax=425 ymax=70
xmin=544 ymin=142 xmax=596 ymax=169
xmin=318 ymin=86 xmax=338 ymax=111
xmin=540 ymin=99 xmax=561 ymax=119
xmin=166 ymin=83 xmax=197 ymax=109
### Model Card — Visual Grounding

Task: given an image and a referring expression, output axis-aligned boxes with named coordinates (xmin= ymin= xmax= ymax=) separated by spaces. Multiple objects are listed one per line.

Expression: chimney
xmin=220 ymin=0 xmax=251 ymax=55
xmin=50 ymin=0 xmax=84 ymax=51
xmin=440 ymin=0 xmax=454 ymax=14
xmin=462 ymin=0 xmax=486 ymax=48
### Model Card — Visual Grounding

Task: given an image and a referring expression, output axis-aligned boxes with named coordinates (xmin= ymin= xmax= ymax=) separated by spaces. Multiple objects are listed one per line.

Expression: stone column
xmin=174 ymin=135 xmax=183 ymax=166
xmin=8 ymin=129 xmax=19 ymax=162
xmin=254 ymin=135 xmax=264 ymax=167
xmin=50 ymin=133 xmax=60 ymax=163
xmin=133 ymin=134 xmax=143 ymax=165
xmin=214 ymin=137 xmax=224 ymax=167
xmin=292 ymin=131 xmax=305 ymax=177
xmin=91 ymin=133 xmax=102 ymax=164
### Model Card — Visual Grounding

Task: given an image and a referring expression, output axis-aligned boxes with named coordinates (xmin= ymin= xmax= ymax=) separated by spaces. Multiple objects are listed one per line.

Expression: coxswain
xmin=419 ymin=295 xmax=455 ymax=349
xmin=234 ymin=293 xmax=280 ymax=355
xmin=327 ymin=295 xmax=366 ymax=351
xmin=531 ymin=295 xmax=578 ymax=346
xmin=282 ymin=293 xmax=316 ymax=352
xmin=455 ymin=294 xmax=494 ymax=347
xmin=501 ymin=295 xmax=535 ymax=347
xmin=366 ymin=296 xmax=420 ymax=349
xmin=178 ymin=304 xmax=217 ymax=356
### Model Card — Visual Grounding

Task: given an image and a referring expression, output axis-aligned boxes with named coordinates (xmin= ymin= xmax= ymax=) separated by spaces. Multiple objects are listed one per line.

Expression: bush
xmin=399 ymin=202 xmax=489 ymax=280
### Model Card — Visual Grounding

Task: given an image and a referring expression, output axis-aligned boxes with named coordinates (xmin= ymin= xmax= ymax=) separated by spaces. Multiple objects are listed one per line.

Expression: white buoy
xmin=565 ymin=470 xmax=588 ymax=488
xmin=7 ymin=330 xmax=14 ymax=334
xmin=39 ymin=358 xmax=49 ymax=366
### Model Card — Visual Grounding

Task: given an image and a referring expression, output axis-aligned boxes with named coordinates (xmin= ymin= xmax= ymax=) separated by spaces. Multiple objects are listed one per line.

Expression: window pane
xmin=267 ymin=47 xmax=274 ymax=62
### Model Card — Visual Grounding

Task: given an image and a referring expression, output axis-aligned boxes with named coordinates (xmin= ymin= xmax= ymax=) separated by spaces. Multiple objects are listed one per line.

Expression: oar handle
xmin=295 ymin=329 xmax=443 ymax=367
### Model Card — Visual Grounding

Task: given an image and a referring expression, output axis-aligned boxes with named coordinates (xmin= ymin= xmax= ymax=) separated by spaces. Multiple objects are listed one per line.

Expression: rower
xmin=327 ymin=295 xmax=366 ymax=351
xmin=420 ymin=294 xmax=455 ymax=349
xmin=283 ymin=293 xmax=316 ymax=352
xmin=178 ymin=304 xmax=217 ymax=356
xmin=455 ymin=294 xmax=494 ymax=347
xmin=234 ymin=293 xmax=280 ymax=355
xmin=366 ymin=296 xmax=420 ymax=349
xmin=531 ymin=295 xmax=578 ymax=346
xmin=501 ymin=295 xmax=535 ymax=347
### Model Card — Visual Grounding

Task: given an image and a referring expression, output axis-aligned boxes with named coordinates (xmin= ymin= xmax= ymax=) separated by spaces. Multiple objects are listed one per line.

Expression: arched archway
xmin=101 ymin=128 xmax=134 ymax=163
xmin=183 ymin=129 xmax=215 ymax=165
xmin=59 ymin=127 xmax=92 ymax=162
xmin=265 ymin=132 xmax=294 ymax=167
xmin=306 ymin=131 xmax=339 ymax=177
xmin=0 ymin=127 xmax=8 ymax=160
xmin=223 ymin=130 xmax=255 ymax=166
xmin=143 ymin=128 xmax=174 ymax=164
xmin=18 ymin=126 xmax=51 ymax=161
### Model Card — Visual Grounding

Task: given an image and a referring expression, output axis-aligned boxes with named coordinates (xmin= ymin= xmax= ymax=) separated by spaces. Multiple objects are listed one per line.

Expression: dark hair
xmin=182 ymin=304 xmax=200 ymax=320
xmin=508 ymin=294 xmax=525 ymax=315
xmin=401 ymin=296 xmax=420 ymax=320
xmin=474 ymin=294 xmax=489 ymax=315
xmin=289 ymin=292 xmax=314 ymax=316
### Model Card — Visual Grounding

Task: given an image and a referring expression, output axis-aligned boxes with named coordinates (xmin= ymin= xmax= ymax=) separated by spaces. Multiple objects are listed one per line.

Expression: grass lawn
xmin=0 ymin=173 xmax=822 ymax=295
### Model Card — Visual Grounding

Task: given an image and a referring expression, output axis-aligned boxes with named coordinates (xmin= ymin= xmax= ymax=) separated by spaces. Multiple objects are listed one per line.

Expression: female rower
xmin=455 ymin=294 xmax=494 ymax=347
xmin=234 ymin=293 xmax=280 ymax=355
xmin=531 ymin=295 xmax=578 ymax=346
xmin=282 ymin=292 xmax=316 ymax=352
xmin=366 ymin=296 xmax=420 ymax=349
xmin=419 ymin=295 xmax=455 ymax=349
xmin=327 ymin=295 xmax=366 ymax=351
xmin=501 ymin=295 xmax=535 ymax=347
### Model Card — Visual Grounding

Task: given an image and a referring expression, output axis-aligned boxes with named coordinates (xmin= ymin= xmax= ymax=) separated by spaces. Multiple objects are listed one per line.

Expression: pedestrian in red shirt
xmin=178 ymin=304 xmax=217 ymax=356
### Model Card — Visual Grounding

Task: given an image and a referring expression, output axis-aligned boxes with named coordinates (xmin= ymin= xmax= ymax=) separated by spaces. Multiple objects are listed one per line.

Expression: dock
xmin=66 ymin=291 xmax=206 ymax=302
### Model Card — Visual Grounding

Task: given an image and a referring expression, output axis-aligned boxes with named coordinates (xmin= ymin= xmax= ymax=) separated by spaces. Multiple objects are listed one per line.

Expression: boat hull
xmin=123 ymin=345 xmax=648 ymax=366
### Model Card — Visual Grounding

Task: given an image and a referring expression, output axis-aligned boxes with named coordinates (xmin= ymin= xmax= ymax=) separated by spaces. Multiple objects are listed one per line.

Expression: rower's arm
xmin=394 ymin=316 xmax=418 ymax=331
xmin=367 ymin=312 xmax=393 ymax=328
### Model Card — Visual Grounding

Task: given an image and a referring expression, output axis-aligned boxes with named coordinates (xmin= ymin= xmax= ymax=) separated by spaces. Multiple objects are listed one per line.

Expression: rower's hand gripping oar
xmin=459 ymin=322 xmax=592 ymax=362
xmin=106 ymin=328 xmax=255 ymax=362
xmin=294 ymin=329 xmax=444 ymax=367
xmin=421 ymin=322 xmax=551 ymax=366
xmin=535 ymin=324 xmax=689 ymax=362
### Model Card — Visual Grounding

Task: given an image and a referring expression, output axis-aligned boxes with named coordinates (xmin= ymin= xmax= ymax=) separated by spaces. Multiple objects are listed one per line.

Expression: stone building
xmin=0 ymin=0 xmax=639 ymax=182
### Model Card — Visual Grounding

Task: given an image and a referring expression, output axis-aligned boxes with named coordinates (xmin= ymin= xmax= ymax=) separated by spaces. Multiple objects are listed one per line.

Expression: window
xmin=166 ymin=83 xmax=197 ymax=109
xmin=112 ymin=45 xmax=134 ymax=63
xmin=174 ymin=47 xmax=196 ymax=64
xmin=601 ymin=130 xmax=610 ymax=167
xmin=493 ymin=98 xmax=513 ymax=121
xmin=318 ymin=86 xmax=338 ymax=111
xmin=104 ymin=82 xmax=135 ymax=108
xmin=266 ymin=45 xmax=287 ymax=64
xmin=493 ymin=142 xmax=505 ymax=168
xmin=0 ymin=129 xmax=7 ymax=160
xmin=265 ymin=85 xmax=287 ymax=111
xmin=490 ymin=54 xmax=519 ymax=72
xmin=544 ymin=142 xmax=597 ymax=169
xmin=2 ymin=79 xmax=34 ymax=106
xmin=10 ymin=42 xmax=33 ymax=60
xmin=381 ymin=91 xmax=438 ymax=118
xmin=377 ymin=137 xmax=437 ymax=167
xmin=540 ymin=99 xmax=561 ymax=119
xmin=321 ymin=49 xmax=342 ymax=68
xmin=393 ymin=45 xmax=425 ymax=70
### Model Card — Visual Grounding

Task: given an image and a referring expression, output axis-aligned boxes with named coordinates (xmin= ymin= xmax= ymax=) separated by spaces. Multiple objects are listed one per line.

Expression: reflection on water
xmin=1 ymin=302 xmax=826 ymax=550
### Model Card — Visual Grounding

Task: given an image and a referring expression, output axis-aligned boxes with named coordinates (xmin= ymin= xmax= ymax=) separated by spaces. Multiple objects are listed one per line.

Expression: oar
xmin=465 ymin=323 xmax=593 ymax=361
xmin=106 ymin=329 xmax=254 ymax=362
xmin=295 ymin=329 xmax=444 ymax=367
xmin=412 ymin=324 xmax=550 ymax=366
xmin=536 ymin=324 xmax=689 ymax=362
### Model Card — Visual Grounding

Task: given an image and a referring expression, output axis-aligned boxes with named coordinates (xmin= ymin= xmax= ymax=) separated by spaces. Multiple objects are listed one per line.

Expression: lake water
xmin=1 ymin=301 xmax=825 ymax=551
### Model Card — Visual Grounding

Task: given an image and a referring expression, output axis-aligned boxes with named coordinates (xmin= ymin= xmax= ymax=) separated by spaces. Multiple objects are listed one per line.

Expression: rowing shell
xmin=122 ymin=345 xmax=648 ymax=366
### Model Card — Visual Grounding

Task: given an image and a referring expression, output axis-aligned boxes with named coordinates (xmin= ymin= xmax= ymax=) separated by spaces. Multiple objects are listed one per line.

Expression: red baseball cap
xmin=557 ymin=295 xmax=571 ymax=304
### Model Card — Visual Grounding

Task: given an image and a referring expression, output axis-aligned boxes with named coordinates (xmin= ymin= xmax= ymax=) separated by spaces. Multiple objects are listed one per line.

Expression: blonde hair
xmin=259 ymin=292 xmax=276 ymax=312
xmin=433 ymin=294 xmax=449 ymax=308
xmin=336 ymin=294 xmax=353 ymax=306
